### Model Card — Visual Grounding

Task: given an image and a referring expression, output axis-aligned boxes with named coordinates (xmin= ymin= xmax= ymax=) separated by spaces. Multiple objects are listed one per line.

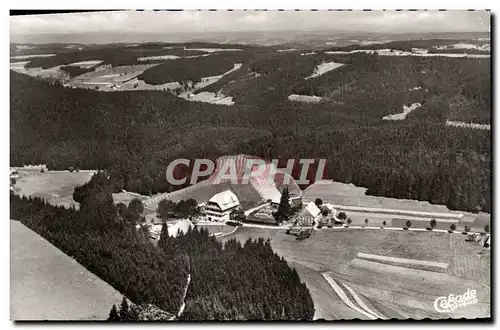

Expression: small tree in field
xmin=484 ymin=224 xmax=490 ymax=234
xmin=463 ymin=225 xmax=471 ymax=235
xmin=315 ymin=198 xmax=323 ymax=207
xmin=430 ymin=219 xmax=437 ymax=230
xmin=381 ymin=220 xmax=387 ymax=229
xmin=337 ymin=212 xmax=347 ymax=221
xmin=449 ymin=223 xmax=456 ymax=233
xmin=346 ymin=218 xmax=352 ymax=227
xmin=364 ymin=218 xmax=369 ymax=227
xmin=404 ymin=220 xmax=412 ymax=230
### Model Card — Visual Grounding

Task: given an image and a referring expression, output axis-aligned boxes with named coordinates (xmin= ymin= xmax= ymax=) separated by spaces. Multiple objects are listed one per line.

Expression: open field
xmin=196 ymin=224 xmax=237 ymax=236
xmin=220 ymin=226 xmax=490 ymax=319
xmin=306 ymin=61 xmax=344 ymax=79
xmin=290 ymin=262 xmax=368 ymax=320
xmin=10 ymin=220 xmax=123 ymax=320
xmin=287 ymin=94 xmax=323 ymax=103
xmin=329 ymin=258 xmax=489 ymax=319
xmin=304 ymin=181 xmax=454 ymax=213
xmin=12 ymin=170 xmax=95 ymax=209
xmin=66 ymin=64 xmax=158 ymax=90
xmin=446 ymin=120 xmax=491 ymax=130
xmin=112 ymin=191 xmax=149 ymax=206
xmin=303 ymin=180 xmax=487 ymax=232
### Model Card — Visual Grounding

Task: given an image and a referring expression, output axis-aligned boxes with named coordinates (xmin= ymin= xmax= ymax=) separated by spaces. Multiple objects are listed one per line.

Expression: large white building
xmin=204 ymin=190 xmax=240 ymax=222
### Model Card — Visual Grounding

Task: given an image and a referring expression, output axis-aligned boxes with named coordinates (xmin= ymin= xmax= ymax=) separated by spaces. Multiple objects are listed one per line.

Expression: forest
xmin=137 ymin=53 xmax=242 ymax=85
xmin=10 ymin=192 xmax=189 ymax=314
xmin=11 ymin=176 xmax=314 ymax=321
xmin=20 ymin=42 xmax=255 ymax=69
xmin=10 ymin=45 xmax=491 ymax=213
xmin=325 ymin=38 xmax=490 ymax=54
xmin=109 ymin=226 xmax=315 ymax=321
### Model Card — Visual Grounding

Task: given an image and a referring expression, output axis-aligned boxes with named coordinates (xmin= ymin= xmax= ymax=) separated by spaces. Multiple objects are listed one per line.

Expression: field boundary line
xmin=341 ymin=282 xmax=386 ymax=319
xmin=322 ymin=272 xmax=376 ymax=320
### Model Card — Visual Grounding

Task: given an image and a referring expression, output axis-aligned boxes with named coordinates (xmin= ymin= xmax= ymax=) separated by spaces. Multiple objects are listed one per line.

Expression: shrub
xmin=462 ymin=225 xmax=471 ymax=235
xmin=484 ymin=224 xmax=490 ymax=234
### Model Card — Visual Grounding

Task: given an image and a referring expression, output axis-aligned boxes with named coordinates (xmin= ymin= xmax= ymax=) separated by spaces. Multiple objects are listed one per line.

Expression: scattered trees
xmin=404 ymin=220 xmax=412 ymax=230
xmin=157 ymin=199 xmax=176 ymax=220
xmin=463 ymin=225 xmax=471 ymax=235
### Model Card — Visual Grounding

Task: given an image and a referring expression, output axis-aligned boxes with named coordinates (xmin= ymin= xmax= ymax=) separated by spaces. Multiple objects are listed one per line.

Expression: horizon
xmin=10 ymin=10 xmax=490 ymax=44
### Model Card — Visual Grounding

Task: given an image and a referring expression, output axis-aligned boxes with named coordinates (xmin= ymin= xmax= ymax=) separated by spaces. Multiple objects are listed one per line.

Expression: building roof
xmin=209 ymin=190 xmax=240 ymax=211
xmin=304 ymin=201 xmax=321 ymax=218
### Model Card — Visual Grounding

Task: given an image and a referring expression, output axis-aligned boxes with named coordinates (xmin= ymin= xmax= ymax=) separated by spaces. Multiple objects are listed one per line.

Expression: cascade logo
xmin=433 ymin=288 xmax=478 ymax=313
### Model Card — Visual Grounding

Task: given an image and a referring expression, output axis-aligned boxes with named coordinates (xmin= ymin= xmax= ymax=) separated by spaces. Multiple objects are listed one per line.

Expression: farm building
xmin=204 ymin=190 xmax=240 ymax=222
xmin=294 ymin=201 xmax=321 ymax=227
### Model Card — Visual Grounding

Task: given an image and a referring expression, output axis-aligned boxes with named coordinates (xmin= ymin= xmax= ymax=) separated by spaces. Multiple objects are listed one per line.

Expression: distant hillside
xmin=10 ymin=42 xmax=491 ymax=213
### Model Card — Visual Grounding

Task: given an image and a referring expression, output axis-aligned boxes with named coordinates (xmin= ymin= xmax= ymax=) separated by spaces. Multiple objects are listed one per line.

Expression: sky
xmin=10 ymin=10 xmax=490 ymax=40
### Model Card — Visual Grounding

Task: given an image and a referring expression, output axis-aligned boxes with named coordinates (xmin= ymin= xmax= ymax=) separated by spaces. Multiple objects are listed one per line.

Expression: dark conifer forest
xmin=11 ymin=54 xmax=490 ymax=213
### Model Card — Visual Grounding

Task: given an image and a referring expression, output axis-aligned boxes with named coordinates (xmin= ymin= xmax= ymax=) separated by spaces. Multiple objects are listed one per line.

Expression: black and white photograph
xmin=8 ymin=9 xmax=491 ymax=321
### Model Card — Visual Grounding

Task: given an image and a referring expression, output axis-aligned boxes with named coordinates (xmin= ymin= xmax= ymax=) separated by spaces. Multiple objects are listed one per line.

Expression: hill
xmin=10 ymin=39 xmax=491 ymax=213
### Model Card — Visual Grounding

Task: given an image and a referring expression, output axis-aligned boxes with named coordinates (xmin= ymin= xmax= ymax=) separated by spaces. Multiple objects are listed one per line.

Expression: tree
xmin=119 ymin=297 xmax=132 ymax=321
xmin=405 ymin=220 xmax=412 ymax=229
xmin=128 ymin=198 xmax=144 ymax=216
xmin=382 ymin=220 xmax=387 ymax=226
xmin=108 ymin=304 xmax=120 ymax=321
xmin=273 ymin=187 xmax=291 ymax=224
xmin=230 ymin=208 xmax=246 ymax=222
xmin=364 ymin=218 xmax=369 ymax=226
xmin=464 ymin=225 xmax=471 ymax=234
xmin=484 ymin=224 xmax=490 ymax=234
xmin=314 ymin=198 xmax=323 ymax=207
xmin=450 ymin=223 xmax=457 ymax=231
xmin=116 ymin=202 xmax=127 ymax=218
xmin=337 ymin=212 xmax=347 ymax=220
xmin=430 ymin=219 xmax=437 ymax=229
xmin=157 ymin=199 xmax=176 ymax=220
xmin=321 ymin=209 xmax=328 ymax=216
xmin=346 ymin=218 xmax=352 ymax=227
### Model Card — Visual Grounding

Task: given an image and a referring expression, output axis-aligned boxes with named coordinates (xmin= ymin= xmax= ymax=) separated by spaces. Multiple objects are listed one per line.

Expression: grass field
xmin=196 ymin=224 xmax=237 ymax=236
xmin=304 ymin=180 xmax=488 ymax=232
xmin=304 ymin=181 xmax=454 ymax=213
xmin=220 ymin=226 xmax=490 ymax=319
xmin=12 ymin=170 xmax=95 ymax=209
xmin=10 ymin=220 xmax=123 ymax=320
